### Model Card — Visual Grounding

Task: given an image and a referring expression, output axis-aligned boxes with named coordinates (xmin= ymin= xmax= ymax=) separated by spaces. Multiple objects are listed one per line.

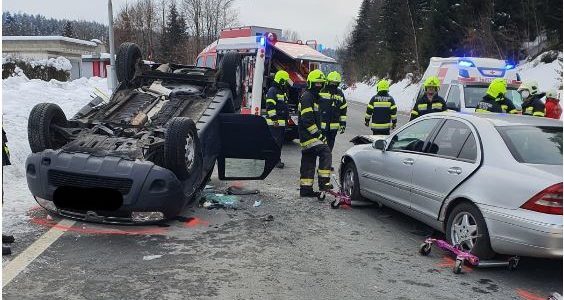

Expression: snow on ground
xmin=2 ymin=73 xmax=108 ymax=232
xmin=346 ymin=51 xmax=563 ymax=112
xmin=344 ymin=76 xmax=419 ymax=113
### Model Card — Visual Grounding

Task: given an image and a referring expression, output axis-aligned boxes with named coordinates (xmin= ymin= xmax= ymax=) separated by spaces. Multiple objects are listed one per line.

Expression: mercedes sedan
xmin=340 ymin=112 xmax=562 ymax=259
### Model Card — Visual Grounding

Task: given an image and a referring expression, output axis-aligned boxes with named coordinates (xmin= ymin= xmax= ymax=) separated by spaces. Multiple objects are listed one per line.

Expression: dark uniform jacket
xmin=476 ymin=95 xmax=518 ymax=114
xmin=265 ymin=85 xmax=289 ymax=127
xmin=522 ymin=94 xmax=546 ymax=117
xmin=365 ymin=91 xmax=397 ymax=130
xmin=2 ymin=129 xmax=10 ymax=166
xmin=318 ymin=86 xmax=347 ymax=132
xmin=298 ymin=89 xmax=324 ymax=149
xmin=410 ymin=94 xmax=447 ymax=120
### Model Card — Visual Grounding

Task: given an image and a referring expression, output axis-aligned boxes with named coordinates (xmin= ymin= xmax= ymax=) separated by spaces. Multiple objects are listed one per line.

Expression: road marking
xmin=2 ymin=218 xmax=75 ymax=287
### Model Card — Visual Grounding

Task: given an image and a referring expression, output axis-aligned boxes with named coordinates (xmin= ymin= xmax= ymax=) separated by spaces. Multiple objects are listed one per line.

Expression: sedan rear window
xmin=497 ymin=126 xmax=562 ymax=165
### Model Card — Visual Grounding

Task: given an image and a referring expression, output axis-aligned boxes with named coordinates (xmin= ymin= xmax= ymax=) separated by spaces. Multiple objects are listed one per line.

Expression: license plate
xmin=290 ymin=116 xmax=299 ymax=125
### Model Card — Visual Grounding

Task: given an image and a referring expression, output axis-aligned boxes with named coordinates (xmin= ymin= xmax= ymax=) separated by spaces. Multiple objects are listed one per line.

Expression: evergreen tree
xmin=62 ymin=21 xmax=75 ymax=38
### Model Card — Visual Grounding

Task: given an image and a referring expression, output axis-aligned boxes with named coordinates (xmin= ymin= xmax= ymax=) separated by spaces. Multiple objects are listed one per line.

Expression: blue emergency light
xmin=504 ymin=64 xmax=516 ymax=70
xmin=458 ymin=60 xmax=475 ymax=67
xmin=259 ymin=36 xmax=266 ymax=47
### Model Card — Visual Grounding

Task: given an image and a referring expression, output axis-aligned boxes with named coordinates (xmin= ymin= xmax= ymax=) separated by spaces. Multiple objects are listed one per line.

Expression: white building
xmin=2 ymin=36 xmax=107 ymax=79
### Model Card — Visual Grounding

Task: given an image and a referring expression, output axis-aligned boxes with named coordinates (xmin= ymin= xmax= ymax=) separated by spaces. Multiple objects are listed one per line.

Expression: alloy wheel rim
xmin=450 ymin=211 xmax=479 ymax=251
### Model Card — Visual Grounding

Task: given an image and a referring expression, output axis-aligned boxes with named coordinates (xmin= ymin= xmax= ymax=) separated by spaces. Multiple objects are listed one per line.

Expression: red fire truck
xmin=196 ymin=26 xmax=336 ymax=141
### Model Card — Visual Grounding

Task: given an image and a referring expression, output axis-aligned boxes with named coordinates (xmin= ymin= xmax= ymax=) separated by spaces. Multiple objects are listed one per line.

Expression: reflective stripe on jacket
xmin=298 ymin=90 xmax=323 ymax=149
xmin=475 ymin=95 xmax=518 ymax=114
xmin=318 ymin=87 xmax=347 ymax=132
xmin=522 ymin=94 xmax=546 ymax=117
xmin=365 ymin=91 xmax=397 ymax=129
xmin=410 ymin=94 xmax=447 ymax=120
xmin=265 ymin=86 xmax=289 ymax=127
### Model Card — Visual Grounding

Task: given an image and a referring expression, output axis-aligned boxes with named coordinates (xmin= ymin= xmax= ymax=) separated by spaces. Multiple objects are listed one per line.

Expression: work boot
xmin=2 ymin=234 xmax=14 ymax=244
xmin=2 ymin=246 xmax=11 ymax=256
xmin=300 ymin=188 xmax=320 ymax=198
xmin=320 ymin=183 xmax=334 ymax=191
xmin=276 ymin=161 xmax=285 ymax=169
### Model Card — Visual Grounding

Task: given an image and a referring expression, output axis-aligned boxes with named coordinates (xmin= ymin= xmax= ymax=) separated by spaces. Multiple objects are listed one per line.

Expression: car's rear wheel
xmin=28 ymin=103 xmax=68 ymax=153
xmin=341 ymin=161 xmax=361 ymax=201
xmin=218 ymin=52 xmax=242 ymax=110
xmin=164 ymin=117 xmax=202 ymax=180
xmin=446 ymin=202 xmax=495 ymax=259
xmin=116 ymin=42 xmax=142 ymax=84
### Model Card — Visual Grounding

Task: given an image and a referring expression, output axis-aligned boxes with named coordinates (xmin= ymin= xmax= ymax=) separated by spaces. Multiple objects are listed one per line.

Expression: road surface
xmin=2 ymin=101 xmax=562 ymax=299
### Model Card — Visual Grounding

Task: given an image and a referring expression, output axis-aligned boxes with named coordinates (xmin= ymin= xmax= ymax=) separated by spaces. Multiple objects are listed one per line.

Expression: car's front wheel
xmin=341 ymin=161 xmax=361 ymax=201
xmin=164 ymin=117 xmax=203 ymax=180
xmin=446 ymin=202 xmax=495 ymax=259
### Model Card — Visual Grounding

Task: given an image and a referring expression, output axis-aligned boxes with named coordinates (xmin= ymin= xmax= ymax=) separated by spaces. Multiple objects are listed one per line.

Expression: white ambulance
xmin=417 ymin=57 xmax=523 ymax=113
xmin=196 ymin=26 xmax=336 ymax=140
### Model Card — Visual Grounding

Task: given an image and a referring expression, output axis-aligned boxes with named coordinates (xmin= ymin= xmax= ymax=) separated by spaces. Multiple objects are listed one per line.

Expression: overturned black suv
xmin=25 ymin=43 xmax=280 ymax=224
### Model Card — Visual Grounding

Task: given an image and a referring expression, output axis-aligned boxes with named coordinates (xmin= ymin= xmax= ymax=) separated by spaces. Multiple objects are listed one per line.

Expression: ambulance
xmin=196 ymin=26 xmax=337 ymax=140
xmin=417 ymin=57 xmax=523 ymax=113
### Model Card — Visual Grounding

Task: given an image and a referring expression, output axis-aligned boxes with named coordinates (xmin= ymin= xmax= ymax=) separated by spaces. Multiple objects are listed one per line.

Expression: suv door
xmin=362 ymin=118 xmax=441 ymax=211
xmin=409 ymin=119 xmax=481 ymax=221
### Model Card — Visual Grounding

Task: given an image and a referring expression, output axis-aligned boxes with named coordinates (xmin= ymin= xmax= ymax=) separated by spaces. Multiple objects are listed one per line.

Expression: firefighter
xmin=318 ymin=71 xmax=347 ymax=151
xmin=265 ymin=70 xmax=291 ymax=168
xmin=475 ymin=78 xmax=518 ymax=114
xmin=545 ymin=90 xmax=562 ymax=119
xmin=519 ymin=81 xmax=546 ymax=117
xmin=2 ymin=129 xmax=14 ymax=256
xmin=410 ymin=76 xmax=447 ymax=120
xmin=365 ymin=79 xmax=397 ymax=135
xmin=298 ymin=69 xmax=333 ymax=197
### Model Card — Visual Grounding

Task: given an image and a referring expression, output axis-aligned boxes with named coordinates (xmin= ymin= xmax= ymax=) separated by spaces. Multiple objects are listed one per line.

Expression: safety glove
xmin=339 ymin=126 xmax=346 ymax=134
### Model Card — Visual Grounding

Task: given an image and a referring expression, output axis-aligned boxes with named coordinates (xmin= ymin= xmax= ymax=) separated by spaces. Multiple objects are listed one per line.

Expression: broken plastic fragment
xmin=253 ymin=200 xmax=262 ymax=207
xmin=143 ymin=254 xmax=162 ymax=261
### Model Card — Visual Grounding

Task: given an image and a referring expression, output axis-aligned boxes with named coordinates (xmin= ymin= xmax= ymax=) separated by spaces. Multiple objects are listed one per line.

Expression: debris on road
xmin=253 ymin=200 xmax=262 ymax=207
xmin=261 ymin=215 xmax=274 ymax=222
xmin=143 ymin=255 xmax=162 ymax=261
xmin=226 ymin=185 xmax=259 ymax=195
xmin=202 ymin=193 xmax=239 ymax=209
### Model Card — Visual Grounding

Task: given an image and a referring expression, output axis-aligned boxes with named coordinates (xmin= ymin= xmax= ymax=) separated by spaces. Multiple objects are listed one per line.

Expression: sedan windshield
xmin=497 ymin=126 xmax=563 ymax=165
xmin=464 ymin=86 xmax=523 ymax=109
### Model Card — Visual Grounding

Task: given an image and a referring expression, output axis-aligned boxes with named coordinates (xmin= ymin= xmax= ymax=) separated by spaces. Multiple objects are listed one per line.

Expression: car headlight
xmin=131 ymin=211 xmax=164 ymax=223
xmin=35 ymin=196 xmax=57 ymax=212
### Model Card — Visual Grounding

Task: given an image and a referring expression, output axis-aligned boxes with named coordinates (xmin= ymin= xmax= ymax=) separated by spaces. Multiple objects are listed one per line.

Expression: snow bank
xmin=2 ymin=54 xmax=72 ymax=72
xmin=2 ymin=76 xmax=109 ymax=232
xmin=517 ymin=51 xmax=563 ymax=92
xmin=344 ymin=76 xmax=419 ymax=113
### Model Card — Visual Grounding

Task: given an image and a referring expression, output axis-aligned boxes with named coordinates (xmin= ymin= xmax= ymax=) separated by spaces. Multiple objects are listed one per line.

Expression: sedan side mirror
xmin=373 ymin=139 xmax=387 ymax=151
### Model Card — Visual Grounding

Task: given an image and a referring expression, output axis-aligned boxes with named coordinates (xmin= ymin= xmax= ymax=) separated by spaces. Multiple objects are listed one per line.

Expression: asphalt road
xmin=2 ymin=101 xmax=562 ymax=299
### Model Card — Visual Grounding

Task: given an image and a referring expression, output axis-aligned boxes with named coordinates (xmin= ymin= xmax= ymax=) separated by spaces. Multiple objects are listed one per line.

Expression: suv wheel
xmin=28 ymin=103 xmax=68 ymax=153
xmin=163 ymin=117 xmax=202 ymax=180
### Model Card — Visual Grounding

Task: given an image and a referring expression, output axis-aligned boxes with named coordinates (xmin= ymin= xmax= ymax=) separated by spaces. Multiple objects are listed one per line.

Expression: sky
xmin=2 ymin=0 xmax=363 ymax=48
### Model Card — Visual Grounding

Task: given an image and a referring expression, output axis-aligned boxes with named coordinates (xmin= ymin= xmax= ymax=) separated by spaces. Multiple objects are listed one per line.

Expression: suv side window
xmin=446 ymin=85 xmax=461 ymax=110
xmin=428 ymin=120 xmax=475 ymax=160
xmin=388 ymin=119 xmax=440 ymax=153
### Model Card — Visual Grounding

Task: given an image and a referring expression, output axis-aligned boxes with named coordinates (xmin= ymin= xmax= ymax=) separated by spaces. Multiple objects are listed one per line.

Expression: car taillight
xmin=520 ymin=183 xmax=563 ymax=215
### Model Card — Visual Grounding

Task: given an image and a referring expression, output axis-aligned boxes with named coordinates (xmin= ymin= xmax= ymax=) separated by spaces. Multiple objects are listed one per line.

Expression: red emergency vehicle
xmin=196 ymin=26 xmax=336 ymax=140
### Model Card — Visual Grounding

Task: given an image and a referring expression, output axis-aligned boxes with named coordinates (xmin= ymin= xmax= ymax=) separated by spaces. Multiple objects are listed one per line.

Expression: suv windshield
xmin=497 ymin=126 xmax=563 ymax=165
xmin=464 ymin=86 xmax=523 ymax=109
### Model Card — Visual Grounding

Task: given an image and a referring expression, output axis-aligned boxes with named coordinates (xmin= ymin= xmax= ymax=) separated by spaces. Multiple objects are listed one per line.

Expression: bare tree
xmin=281 ymin=29 xmax=300 ymax=42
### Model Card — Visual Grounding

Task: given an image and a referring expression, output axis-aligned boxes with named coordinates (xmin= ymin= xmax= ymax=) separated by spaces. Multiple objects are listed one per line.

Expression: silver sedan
xmin=340 ymin=112 xmax=563 ymax=259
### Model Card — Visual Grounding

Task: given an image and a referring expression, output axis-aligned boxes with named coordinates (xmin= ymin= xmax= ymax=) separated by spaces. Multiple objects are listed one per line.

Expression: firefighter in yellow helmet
xmin=410 ymin=76 xmax=447 ymax=120
xmin=518 ymin=81 xmax=546 ymax=117
xmin=318 ymin=71 xmax=347 ymax=151
xmin=266 ymin=70 xmax=291 ymax=168
xmin=298 ymin=69 xmax=332 ymax=197
xmin=365 ymin=79 xmax=397 ymax=135
xmin=476 ymin=78 xmax=518 ymax=114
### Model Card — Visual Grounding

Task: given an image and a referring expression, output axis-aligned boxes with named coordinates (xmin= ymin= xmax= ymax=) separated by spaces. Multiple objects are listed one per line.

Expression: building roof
xmin=2 ymin=36 xmax=98 ymax=47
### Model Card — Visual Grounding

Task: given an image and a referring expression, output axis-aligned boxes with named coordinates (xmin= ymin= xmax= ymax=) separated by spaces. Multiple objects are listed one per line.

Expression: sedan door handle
xmin=447 ymin=167 xmax=462 ymax=175
xmin=402 ymin=158 xmax=415 ymax=165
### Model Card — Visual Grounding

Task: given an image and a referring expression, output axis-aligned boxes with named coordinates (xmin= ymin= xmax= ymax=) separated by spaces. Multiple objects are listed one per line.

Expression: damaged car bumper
xmin=26 ymin=150 xmax=186 ymax=224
